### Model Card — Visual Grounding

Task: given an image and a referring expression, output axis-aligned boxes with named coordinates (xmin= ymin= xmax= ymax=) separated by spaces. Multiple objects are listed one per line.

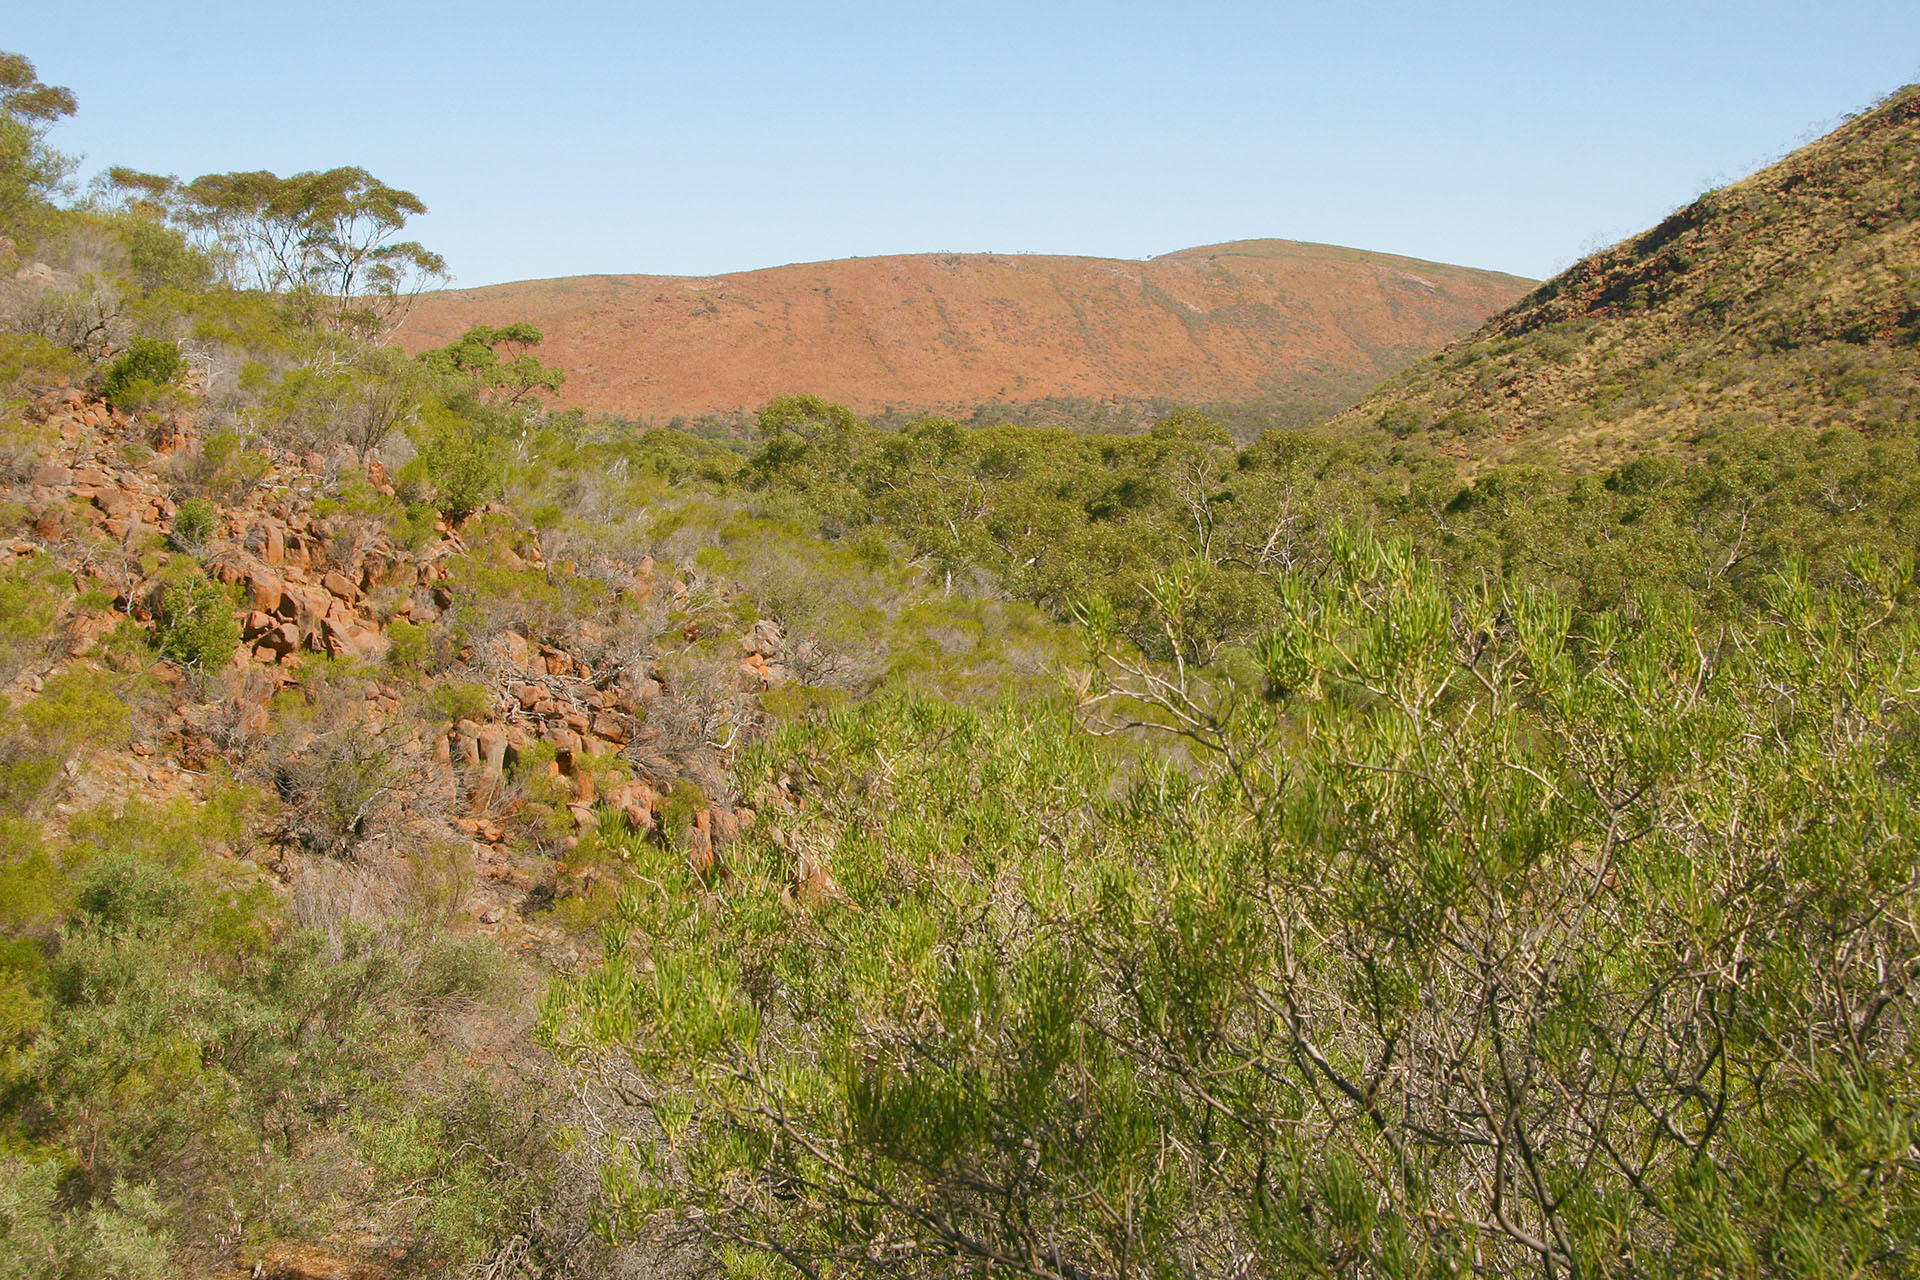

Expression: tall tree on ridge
xmin=0 ymin=51 xmax=76 ymax=242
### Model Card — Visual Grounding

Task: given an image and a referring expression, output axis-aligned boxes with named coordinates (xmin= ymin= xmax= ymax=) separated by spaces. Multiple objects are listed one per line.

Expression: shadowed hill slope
xmin=397 ymin=240 xmax=1532 ymax=426
xmin=1329 ymin=85 xmax=1920 ymax=469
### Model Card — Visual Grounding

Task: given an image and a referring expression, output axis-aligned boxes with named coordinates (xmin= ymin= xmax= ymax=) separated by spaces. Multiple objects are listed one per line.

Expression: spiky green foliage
xmin=0 ymin=784 xmax=568 ymax=1275
xmin=153 ymin=566 xmax=238 ymax=671
xmin=99 ymin=336 xmax=184 ymax=411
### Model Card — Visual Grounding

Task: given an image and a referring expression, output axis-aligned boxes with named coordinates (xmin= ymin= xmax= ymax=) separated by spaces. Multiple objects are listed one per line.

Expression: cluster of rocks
xmin=219 ymin=551 xmax=400 ymax=664
xmin=439 ymin=647 xmax=753 ymax=867
xmin=22 ymin=391 xmax=178 ymax=540
xmin=0 ymin=370 xmax=820 ymax=1274
xmin=739 ymin=616 xmax=788 ymax=687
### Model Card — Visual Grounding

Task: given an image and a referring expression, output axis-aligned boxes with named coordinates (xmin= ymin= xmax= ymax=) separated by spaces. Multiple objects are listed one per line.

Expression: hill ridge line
xmin=397 ymin=238 xmax=1534 ymax=426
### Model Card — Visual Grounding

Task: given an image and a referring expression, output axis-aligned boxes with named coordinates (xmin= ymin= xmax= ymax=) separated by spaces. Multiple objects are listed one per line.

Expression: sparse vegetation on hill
xmin=2 ymin=47 xmax=1919 ymax=1280
xmin=397 ymin=241 xmax=1534 ymax=436
xmin=1332 ymin=84 xmax=1920 ymax=471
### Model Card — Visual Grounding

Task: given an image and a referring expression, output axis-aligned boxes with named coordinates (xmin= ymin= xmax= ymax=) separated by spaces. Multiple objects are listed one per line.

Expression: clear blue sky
xmin=9 ymin=1 xmax=1918 ymax=287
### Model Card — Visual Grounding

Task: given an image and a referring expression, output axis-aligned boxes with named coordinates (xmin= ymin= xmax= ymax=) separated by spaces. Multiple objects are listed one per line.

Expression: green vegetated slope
xmin=552 ymin=540 xmax=1920 ymax=1279
xmin=4 ymin=44 xmax=1920 ymax=1280
xmin=1330 ymin=84 xmax=1920 ymax=470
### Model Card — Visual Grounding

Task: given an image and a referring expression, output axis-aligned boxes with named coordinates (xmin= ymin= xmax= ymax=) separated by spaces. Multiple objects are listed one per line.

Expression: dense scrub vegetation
xmin=533 ymin=82 xmax=1920 ymax=1279
xmin=0 ymin=55 xmax=606 ymax=1279
xmin=0 ymin=53 xmax=1075 ymax=1277
xmin=549 ymin=539 xmax=1920 ymax=1276
xmin=725 ymin=392 xmax=1920 ymax=661
xmin=1 ymin=46 xmax=1917 ymax=1280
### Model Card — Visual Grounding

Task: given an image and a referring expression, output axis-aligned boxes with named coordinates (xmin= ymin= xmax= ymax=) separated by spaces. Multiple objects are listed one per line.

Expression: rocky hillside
xmin=8 ymin=385 xmax=767 ymax=970
xmin=1329 ymin=85 xmax=1920 ymax=470
xmin=397 ymin=240 xmax=1533 ymax=428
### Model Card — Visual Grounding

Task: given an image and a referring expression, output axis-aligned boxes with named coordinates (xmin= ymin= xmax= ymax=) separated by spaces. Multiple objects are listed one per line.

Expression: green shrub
xmin=546 ymin=539 xmax=1920 ymax=1277
xmin=657 ymin=779 xmax=707 ymax=842
xmin=0 ymin=819 xmax=63 ymax=935
xmin=174 ymin=428 xmax=271 ymax=504
xmin=0 ymin=553 xmax=67 ymax=677
xmin=154 ymin=566 xmax=238 ymax=669
xmin=3 ymin=808 xmax=542 ymax=1262
xmin=351 ymin=1085 xmax=553 ymax=1269
xmin=1436 ymin=406 xmax=1494 ymax=437
xmin=0 ymin=1158 xmax=174 ymax=1280
xmin=388 ymin=502 xmax=442 ymax=549
xmin=423 ymin=679 xmax=491 ymax=724
xmin=406 ymin=404 xmax=504 ymax=521
xmin=386 ymin=618 xmax=429 ymax=671
xmin=0 ymin=670 xmax=135 ymax=813
xmin=111 ymin=209 xmax=216 ymax=294
xmin=414 ymin=935 xmax=503 ymax=1003
xmin=758 ymin=683 xmax=852 ymax=720
xmin=400 ymin=841 xmax=475 ymax=926
xmin=167 ymin=496 xmax=218 ymax=555
xmin=272 ymin=726 xmax=396 ymax=857
xmin=446 ymin=551 xmax=608 ymax=646
xmin=0 ymin=333 xmax=84 ymax=397
xmin=100 ymin=336 xmax=185 ymax=411
xmin=1375 ymin=403 xmax=1422 ymax=438
xmin=0 ymin=747 xmax=58 ymax=815
xmin=71 ymin=849 xmax=193 ymax=933
xmin=21 ymin=669 xmax=132 ymax=753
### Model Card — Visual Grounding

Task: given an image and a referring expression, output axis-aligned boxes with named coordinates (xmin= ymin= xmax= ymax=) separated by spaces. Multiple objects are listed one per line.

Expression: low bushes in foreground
xmin=547 ymin=537 xmax=1920 ymax=1278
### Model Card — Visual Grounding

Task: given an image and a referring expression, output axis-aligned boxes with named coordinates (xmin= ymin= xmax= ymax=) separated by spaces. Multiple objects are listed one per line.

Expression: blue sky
xmin=9 ymin=1 xmax=1918 ymax=287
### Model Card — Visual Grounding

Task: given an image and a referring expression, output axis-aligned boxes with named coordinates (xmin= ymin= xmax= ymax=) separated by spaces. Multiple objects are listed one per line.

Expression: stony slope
xmin=396 ymin=240 xmax=1532 ymax=425
xmin=1329 ymin=85 xmax=1920 ymax=470
xmin=6 ymin=387 xmax=765 ymax=970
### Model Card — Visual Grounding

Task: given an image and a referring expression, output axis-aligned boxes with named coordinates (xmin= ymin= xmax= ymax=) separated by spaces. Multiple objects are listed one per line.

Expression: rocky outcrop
xmin=5 ymin=382 xmax=763 ymax=953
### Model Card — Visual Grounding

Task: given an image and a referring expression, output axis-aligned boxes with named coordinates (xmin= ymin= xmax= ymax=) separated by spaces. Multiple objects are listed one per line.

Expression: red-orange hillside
xmin=397 ymin=239 xmax=1533 ymax=422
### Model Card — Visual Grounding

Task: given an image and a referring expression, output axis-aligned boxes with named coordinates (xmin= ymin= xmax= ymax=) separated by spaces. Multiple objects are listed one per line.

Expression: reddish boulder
xmin=246 ymin=568 xmax=285 ymax=613
xmin=254 ymin=521 xmax=287 ymax=565
xmin=321 ymin=616 xmax=387 ymax=662
xmin=591 ymin=712 xmax=631 ymax=745
xmin=474 ymin=724 xmax=509 ymax=775
xmin=321 ymin=570 xmax=362 ymax=602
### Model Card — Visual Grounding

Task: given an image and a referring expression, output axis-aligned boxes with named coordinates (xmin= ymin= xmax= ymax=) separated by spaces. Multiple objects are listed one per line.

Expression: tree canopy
xmin=0 ymin=51 xmax=76 ymax=239
xmin=418 ymin=322 xmax=566 ymax=407
xmin=106 ymin=164 xmax=446 ymax=334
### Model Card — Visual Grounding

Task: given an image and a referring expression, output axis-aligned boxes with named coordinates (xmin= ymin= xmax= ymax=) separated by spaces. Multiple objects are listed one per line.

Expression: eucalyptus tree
xmin=106 ymin=164 xmax=445 ymax=335
xmin=0 ymin=50 xmax=76 ymax=239
xmin=418 ymin=322 xmax=566 ymax=408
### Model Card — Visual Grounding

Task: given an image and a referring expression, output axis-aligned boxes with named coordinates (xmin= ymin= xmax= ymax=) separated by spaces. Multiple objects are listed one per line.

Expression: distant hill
xmin=396 ymin=240 xmax=1532 ymax=429
xmin=1330 ymin=85 xmax=1920 ymax=470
